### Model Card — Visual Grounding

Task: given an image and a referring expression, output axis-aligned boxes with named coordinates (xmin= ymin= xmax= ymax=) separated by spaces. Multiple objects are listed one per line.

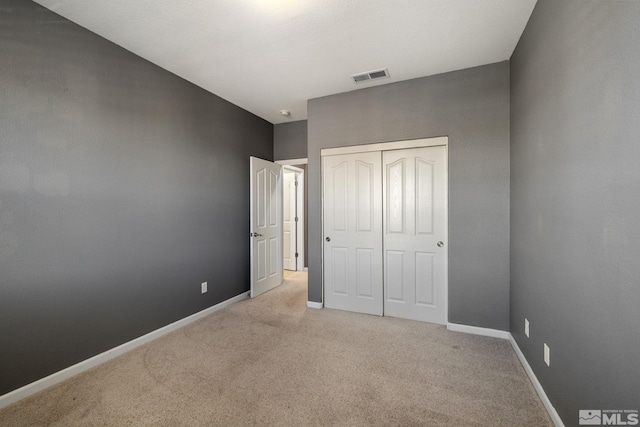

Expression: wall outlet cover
xmin=525 ymin=318 xmax=530 ymax=337
xmin=544 ymin=343 xmax=550 ymax=366
xmin=201 ymin=282 xmax=207 ymax=294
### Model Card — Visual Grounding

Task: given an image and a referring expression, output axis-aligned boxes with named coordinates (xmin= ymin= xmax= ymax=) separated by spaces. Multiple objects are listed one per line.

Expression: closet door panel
xmin=383 ymin=146 xmax=447 ymax=324
xmin=323 ymin=152 xmax=383 ymax=315
xmin=385 ymin=250 xmax=406 ymax=302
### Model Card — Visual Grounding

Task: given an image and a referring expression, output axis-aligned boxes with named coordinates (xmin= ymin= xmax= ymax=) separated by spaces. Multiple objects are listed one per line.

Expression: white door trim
xmin=283 ymin=169 xmax=297 ymax=270
xmin=295 ymin=170 xmax=304 ymax=271
xmin=276 ymin=158 xmax=308 ymax=166
xmin=321 ymin=136 xmax=448 ymax=156
xmin=283 ymin=165 xmax=304 ymax=173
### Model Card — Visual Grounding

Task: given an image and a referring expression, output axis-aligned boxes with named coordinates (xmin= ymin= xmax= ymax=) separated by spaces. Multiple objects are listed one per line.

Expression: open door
xmin=250 ymin=156 xmax=283 ymax=298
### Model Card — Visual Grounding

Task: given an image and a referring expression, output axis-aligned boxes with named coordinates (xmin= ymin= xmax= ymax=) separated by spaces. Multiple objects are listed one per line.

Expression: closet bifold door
xmin=383 ymin=146 xmax=448 ymax=324
xmin=323 ymin=151 xmax=383 ymax=316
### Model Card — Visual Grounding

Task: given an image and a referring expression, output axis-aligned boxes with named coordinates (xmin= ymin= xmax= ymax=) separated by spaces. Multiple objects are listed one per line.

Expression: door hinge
xmin=295 ymin=253 xmax=299 ymax=258
xmin=295 ymin=180 xmax=298 ymax=186
xmin=295 ymin=216 xmax=298 ymax=222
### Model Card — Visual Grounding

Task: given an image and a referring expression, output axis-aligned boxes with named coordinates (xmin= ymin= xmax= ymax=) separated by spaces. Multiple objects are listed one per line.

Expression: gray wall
xmin=307 ymin=62 xmax=511 ymax=330
xmin=510 ymin=1 xmax=640 ymax=425
xmin=0 ymin=0 xmax=272 ymax=396
xmin=274 ymin=120 xmax=307 ymax=160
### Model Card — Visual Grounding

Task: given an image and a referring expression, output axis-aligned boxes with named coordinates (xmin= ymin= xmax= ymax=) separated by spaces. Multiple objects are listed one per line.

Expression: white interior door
xmin=383 ymin=146 xmax=448 ymax=324
xmin=283 ymin=170 xmax=297 ymax=270
xmin=250 ymin=157 xmax=283 ymax=298
xmin=323 ymin=152 xmax=383 ymax=315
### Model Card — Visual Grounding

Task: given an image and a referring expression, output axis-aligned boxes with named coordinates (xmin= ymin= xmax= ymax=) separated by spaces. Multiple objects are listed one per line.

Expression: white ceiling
xmin=34 ymin=0 xmax=537 ymax=124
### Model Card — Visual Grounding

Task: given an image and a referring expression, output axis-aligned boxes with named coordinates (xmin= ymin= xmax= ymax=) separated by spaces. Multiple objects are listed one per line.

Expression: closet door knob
xmin=326 ymin=237 xmax=331 ymax=242
xmin=437 ymin=241 xmax=444 ymax=247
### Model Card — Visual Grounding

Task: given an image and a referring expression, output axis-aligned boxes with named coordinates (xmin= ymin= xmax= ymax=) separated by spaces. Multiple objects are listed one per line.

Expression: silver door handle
xmin=437 ymin=241 xmax=444 ymax=247
xmin=253 ymin=232 xmax=263 ymax=237
xmin=326 ymin=237 xmax=331 ymax=242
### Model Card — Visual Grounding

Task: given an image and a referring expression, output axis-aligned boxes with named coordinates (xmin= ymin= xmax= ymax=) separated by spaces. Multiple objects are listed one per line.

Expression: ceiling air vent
xmin=350 ymin=68 xmax=390 ymax=84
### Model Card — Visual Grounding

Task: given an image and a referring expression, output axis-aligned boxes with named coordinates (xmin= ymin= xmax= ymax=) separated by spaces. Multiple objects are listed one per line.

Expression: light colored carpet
xmin=0 ymin=271 xmax=552 ymax=426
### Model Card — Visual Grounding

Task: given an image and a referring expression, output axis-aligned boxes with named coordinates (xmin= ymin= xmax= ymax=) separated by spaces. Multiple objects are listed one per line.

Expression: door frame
xmin=277 ymin=158 xmax=307 ymax=166
xmin=282 ymin=165 xmax=305 ymax=271
xmin=320 ymin=136 xmax=449 ymax=320
xmin=277 ymin=159 xmax=307 ymax=272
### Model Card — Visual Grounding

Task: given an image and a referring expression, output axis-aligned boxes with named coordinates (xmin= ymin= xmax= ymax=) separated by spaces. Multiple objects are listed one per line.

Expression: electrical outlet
xmin=525 ymin=318 xmax=530 ymax=337
xmin=201 ymin=282 xmax=207 ymax=294
xmin=544 ymin=343 xmax=550 ymax=366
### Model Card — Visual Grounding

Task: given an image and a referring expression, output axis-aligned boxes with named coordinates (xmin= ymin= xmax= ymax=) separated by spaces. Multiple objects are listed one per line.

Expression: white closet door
xmin=383 ymin=146 xmax=448 ymax=324
xmin=323 ymin=152 xmax=383 ymax=316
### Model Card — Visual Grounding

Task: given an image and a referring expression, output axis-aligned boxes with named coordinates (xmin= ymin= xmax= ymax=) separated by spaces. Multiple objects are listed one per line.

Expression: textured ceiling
xmin=34 ymin=0 xmax=537 ymax=124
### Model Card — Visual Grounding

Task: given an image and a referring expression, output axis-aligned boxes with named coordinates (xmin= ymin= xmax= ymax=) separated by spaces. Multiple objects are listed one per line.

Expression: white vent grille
xmin=350 ymin=68 xmax=390 ymax=83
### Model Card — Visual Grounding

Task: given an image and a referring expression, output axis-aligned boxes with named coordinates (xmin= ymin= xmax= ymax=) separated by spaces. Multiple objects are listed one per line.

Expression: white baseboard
xmin=0 ymin=291 xmax=250 ymax=410
xmin=509 ymin=335 xmax=564 ymax=427
xmin=447 ymin=323 xmax=563 ymax=426
xmin=303 ymin=267 xmax=308 ymax=271
xmin=306 ymin=301 xmax=323 ymax=309
xmin=446 ymin=323 xmax=510 ymax=340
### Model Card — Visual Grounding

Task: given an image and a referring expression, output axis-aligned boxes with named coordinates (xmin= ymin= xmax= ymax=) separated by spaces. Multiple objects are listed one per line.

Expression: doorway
xmin=283 ymin=165 xmax=304 ymax=271
xmin=277 ymin=159 xmax=307 ymax=271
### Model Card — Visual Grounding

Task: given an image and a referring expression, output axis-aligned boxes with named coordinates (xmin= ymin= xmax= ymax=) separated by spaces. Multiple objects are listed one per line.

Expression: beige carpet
xmin=0 ymin=271 xmax=552 ymax=426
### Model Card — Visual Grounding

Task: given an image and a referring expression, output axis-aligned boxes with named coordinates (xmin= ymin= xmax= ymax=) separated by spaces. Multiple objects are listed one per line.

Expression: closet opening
xmin=321 ymin=137 xmax=448 ymax=325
